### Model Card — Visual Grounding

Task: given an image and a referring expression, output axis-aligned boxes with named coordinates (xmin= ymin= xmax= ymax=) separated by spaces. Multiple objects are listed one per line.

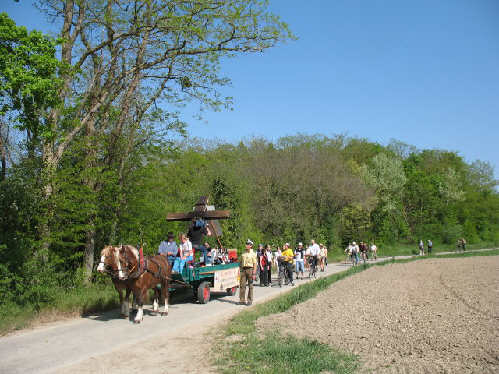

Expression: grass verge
xmin=0 ymin=283 xmax=119 ymax=336
xmin=214 ymin=249 xmax=499 ymax=374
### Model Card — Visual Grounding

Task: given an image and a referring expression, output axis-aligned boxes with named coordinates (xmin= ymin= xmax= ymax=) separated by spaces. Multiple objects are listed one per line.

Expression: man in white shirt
xmin=308 ymin=239 xmax=320 ymax=270
xmin=370 ymin=243 xmax=377 ymax=260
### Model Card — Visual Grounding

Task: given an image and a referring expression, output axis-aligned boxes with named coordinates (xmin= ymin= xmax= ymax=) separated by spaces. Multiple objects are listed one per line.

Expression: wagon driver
xmin=239 ymin=239 xmax=257 ymax=306
xmin=158 ymin=231 xmax=178 ymax=267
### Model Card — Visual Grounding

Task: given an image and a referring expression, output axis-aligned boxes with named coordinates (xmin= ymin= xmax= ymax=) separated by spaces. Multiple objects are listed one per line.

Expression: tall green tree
xmin=30 ymin=0 xmax=294 ymax=280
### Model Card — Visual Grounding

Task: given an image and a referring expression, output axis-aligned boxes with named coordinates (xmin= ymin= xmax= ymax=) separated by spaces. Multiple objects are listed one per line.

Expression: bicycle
xmin=277 ymin=258 xmax=289 ymax=287
xmin=308 ymin=256 xmax=317 ymax=279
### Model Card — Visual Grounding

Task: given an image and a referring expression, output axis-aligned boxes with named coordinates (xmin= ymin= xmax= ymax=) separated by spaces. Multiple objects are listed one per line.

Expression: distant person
xmin=309 ymin=239 xmax=321 ymax=270
xmin=319 ymin=244 xmax=327 ymax=271
xmin=304 ymin=244 xmax=311 ymax=271
xmin=265 ymin=244 xmax=273 ymax=286
xmin=295 ymin=242 xmax=305 ymax=279
xmin=359 ymin=241 xmax=368 ymax=263
xmin=281 ymin=243 xmax=295 ymax=286
xmin=239 ymin=239 xmax=257 ymax=306
xmin=345 ymin=244 xmax=352 ymax=264
xmin=273 ymin=246 xmax=281 ymax=269
xmin=370 ymin=242 xmax=378 ymax=260
xmin=158 ymin=232 xmax=178 ymax=267
xmin=258 ymin=244 xmax=268 ymax=287
xmin=419 ymin=240 xmax=424 ymax=256
xmin=352 ymin=241 xmax=359 ymax=265
xmin=427 ymin=239 xmax=433 ymax=255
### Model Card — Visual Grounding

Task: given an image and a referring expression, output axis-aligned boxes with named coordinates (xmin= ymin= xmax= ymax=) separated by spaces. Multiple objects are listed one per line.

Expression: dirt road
xmin=0 ymin=260 xmax=358 ymax=374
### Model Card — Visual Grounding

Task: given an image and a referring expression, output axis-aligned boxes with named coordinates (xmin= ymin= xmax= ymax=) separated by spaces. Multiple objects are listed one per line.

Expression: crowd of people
xmin=344 ymin=241 xmax=378 ymax=265
xmin=237 ymin=239 xmax=329 ymax=305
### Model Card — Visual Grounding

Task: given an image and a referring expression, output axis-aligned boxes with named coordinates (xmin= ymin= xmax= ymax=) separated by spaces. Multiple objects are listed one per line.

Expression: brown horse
xmin=97 ymin=245 xmax=171 ymax=323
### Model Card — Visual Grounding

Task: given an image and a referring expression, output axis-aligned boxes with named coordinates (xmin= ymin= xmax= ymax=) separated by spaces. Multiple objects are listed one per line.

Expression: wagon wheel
xmin=197 ymin=281 xmax=211 ymax=304
xmin=226 ymin=286 xmax=237 ymax=296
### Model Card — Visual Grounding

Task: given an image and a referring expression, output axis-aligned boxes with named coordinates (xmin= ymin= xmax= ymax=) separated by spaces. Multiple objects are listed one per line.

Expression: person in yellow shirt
xmin=239 ymin=239 xmax=257 ymax=305
xmin=281 ymin=243 xmax=295 ymax=286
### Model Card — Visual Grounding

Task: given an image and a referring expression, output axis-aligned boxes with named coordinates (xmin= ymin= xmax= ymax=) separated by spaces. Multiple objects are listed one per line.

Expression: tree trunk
xmin=0 ymin=132 xmax=6 ymax=182
xmin=84 ymin=220 xmax=95 ymax=285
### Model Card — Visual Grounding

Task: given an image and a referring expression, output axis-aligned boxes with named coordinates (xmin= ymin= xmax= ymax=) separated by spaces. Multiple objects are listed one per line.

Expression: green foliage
xmin=0 ymin=12 xmax=62 ymax=135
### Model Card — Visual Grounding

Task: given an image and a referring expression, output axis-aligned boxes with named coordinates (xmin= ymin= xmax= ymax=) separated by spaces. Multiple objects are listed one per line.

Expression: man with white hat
xmin=239 ymin=239 xmax=257 ymax=305
xmin=295 ymin=242 xmax=305 ymax=280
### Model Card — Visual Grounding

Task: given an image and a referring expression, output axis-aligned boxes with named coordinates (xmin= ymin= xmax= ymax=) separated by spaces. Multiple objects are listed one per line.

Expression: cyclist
xmin=308 ymin=239 xmax=320 ymax=277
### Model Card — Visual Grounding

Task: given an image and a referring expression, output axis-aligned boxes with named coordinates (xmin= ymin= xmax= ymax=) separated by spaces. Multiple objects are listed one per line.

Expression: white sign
xmin=214 ymin=267 xmax=239 ymax=291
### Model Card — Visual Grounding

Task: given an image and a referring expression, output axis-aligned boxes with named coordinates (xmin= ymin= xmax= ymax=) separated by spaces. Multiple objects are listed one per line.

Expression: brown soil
xmin=257 ymin=256 xmax=499 ymax=373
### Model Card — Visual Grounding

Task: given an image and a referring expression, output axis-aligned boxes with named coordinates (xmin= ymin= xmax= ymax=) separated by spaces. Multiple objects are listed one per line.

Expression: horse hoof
xmin=134 ymin=320 xmax=141 ymax=324
xmin=160 ymin=312 xmax=168 ymax=316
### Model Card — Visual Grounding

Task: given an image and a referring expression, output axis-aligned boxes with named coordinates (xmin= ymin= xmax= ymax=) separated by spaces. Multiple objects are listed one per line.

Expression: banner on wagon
xmin=214 ymin=267 xmax=239 ymax=291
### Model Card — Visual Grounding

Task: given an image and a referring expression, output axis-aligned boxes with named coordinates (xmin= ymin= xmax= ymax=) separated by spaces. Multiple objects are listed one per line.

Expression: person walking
xmin=274 ymin=246 xmax=281 ymax=270
xmin=427 ymin=239 xmax=433 ymax=255
xmin=295 ymin=242 xmax=305 ymax=280
xmin=239 ymin=239 xmax=257 ymax=306
xmin=370 ymin=242 xmax=377 ymax=260
xmin=319 ymin=244 xmax=327 ymax=272
xmin=304 ymin=244 xmax=311 ymax=272
xmin=258 ymin=244 xmax=268 ymax=286
xmin=281 ymin=243 xmax=295 ymax=286
xmin=419 ymin=240 xmax=424 ymax=256
xmin=265 ymin=244 xmax=273 ymax=286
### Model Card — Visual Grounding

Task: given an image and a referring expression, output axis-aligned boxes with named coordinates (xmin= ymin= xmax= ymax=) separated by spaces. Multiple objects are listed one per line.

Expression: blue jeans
xmin=173 ymin=256 xmax=193 ymax=273
xmin=296 ymin=260 xmax=304 ymax=273
xmin=167 ymin=255 xmax=176 ymax=267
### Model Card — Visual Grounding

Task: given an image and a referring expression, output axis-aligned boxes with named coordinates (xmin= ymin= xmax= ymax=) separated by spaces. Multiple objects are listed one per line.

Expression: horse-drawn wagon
xmin=166 ymin=196 xmax=240 ymax=304
xmin=170 ymin=260 xmax=239 ymax=303
xmin=96 ymin=196 xmax=239 ymax=323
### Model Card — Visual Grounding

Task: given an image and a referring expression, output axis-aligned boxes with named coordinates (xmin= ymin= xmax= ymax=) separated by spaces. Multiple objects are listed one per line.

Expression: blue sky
xmin=3 ymin=0 xmax=499 ymax=177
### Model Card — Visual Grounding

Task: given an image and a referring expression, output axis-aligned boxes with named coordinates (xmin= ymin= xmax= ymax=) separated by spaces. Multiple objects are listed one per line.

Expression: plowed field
xmin=257 ymin=257 xmax=499 ymax=373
